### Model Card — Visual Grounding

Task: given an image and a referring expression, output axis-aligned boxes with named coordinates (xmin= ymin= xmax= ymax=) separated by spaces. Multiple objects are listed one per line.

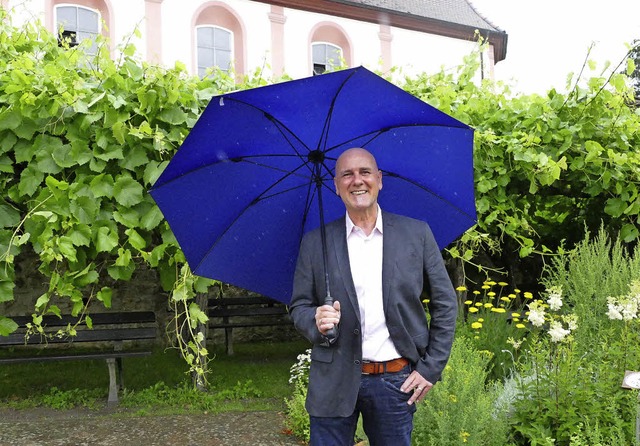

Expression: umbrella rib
xmin=223 ymin=97 xmax=317 ymax=174
xmin=383 ymin=170 xmax=477 ymax=222
xmin=299 ymin=178 xmax=317 ymax=244
xmin=194 ymin=162 xmax=320 ymax=273
xmin=316 ymin=68 xmax=360 ymax=151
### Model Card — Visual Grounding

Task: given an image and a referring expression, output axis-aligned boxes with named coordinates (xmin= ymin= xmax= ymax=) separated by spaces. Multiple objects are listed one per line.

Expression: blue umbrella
xmin=150 ymin=66 xmax=475 ymax=305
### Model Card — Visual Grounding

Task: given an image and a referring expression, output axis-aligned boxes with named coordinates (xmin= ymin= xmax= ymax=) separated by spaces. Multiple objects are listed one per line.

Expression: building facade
xmin=1 ymin=0 xmax=507 ymax=81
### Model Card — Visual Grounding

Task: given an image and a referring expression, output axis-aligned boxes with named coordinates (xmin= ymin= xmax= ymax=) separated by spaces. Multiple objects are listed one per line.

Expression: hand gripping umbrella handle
xmin=323 ymin=295 xmax=338 ymax=344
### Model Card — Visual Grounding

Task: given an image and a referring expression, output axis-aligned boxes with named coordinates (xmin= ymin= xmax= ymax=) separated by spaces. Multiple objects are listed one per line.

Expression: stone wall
xmin=2 ymin=252 xmax=300 ymax=348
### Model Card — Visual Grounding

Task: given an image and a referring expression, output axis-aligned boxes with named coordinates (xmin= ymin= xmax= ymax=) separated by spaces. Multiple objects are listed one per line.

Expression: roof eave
xmin=255 ymin=0 xmax=508 ymax=62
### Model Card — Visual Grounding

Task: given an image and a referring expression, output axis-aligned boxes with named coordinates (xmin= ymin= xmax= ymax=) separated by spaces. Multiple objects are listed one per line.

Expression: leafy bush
xmin=413 ymin=337 xmax=509 ymax=446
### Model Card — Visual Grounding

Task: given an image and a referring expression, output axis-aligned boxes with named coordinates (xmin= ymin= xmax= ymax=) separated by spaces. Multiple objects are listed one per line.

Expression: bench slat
xmin=209 ymin=307 xmax=289 ymax=317
xmin=207 ymin=296 xmax=284 ymax=307
xmin=1 ymin=327 xmax=157 ymax=346
xmin=0 ymin=351 xmax=152 ymax=364
xmin=8 ymin=311 xmax=157 ymax=328
xmin=209 ymin=320 xmax=293 ymax=329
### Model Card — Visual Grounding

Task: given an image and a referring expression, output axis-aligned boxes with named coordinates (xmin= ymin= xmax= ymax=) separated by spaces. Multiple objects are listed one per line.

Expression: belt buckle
xmin=361 ymin=360 xmax=372 ymax=375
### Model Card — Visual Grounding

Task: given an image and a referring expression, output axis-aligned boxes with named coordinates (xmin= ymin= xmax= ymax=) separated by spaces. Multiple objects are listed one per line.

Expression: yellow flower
xmin=478 ymin=318 xmax=484 ymax=322
xmin=508 ymin=293 xmax=516 ymax=298
xmin=498 ymin=282 xmax=508 ymax=287
xmin=471 ymin=322 xmax=482 ymax=329
xmin=422 ymin=299 xmax=430 ymax=303
xmin=483 ymin=303 xmax=493 ymax=308
xmin=500 ymin=297 xmax=510 ymax=302
xmin=516 ymin=323 xmax=526 ymax=329
xmin=464 ymin=300 xmax=472 ymax=305
xmin=449 ymin=394 xmax=458 ymax=403
xmin=473 ymin=290 xmax=481 ymax=295
xmin=488 ymin=291 xmax=496 ymax=297
xmin=513 ymin=317 xmax=520 ymax=322
xmin=468 ymin=307 xmax=479 ymax=313
xmin=475 ymin=302 xmax=482 ymax=307
xmin=456 ymin=286 xmax=467 ymax=291
xmin=524 ymin=291 xmax=533 ymax=299
xmin=512 ymin=312 xmax=521 ymax=317
xmin=491 ymin=308 xmax=506 ymax=313
xmin=481 ymin=285 xmax=490 ymax=290
xmin=460 ymin=431 xmax=470 ymax=443
xmin=484 ymin=281 xmax=496 ymax=286
xmin=515 ymin=289 xmax=521 ymax=293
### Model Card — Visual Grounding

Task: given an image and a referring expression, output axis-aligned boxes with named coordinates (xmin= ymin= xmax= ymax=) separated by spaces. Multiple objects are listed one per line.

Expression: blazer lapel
xmin=381 ymin=211 xmax=398 ymax=313
xmin=329 ymin=217 xmax=360 ymax=323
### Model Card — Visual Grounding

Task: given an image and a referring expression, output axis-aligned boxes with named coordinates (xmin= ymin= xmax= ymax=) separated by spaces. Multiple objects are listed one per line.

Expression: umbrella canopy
xmin=150 ymin=66 xmax=476 ymax=304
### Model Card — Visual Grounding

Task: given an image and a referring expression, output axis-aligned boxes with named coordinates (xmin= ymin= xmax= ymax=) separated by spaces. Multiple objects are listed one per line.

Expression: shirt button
xmin=354 ymin=360 xmax=361 ymax=365
xmin=353 ymin=329 xmax=360 ymax=335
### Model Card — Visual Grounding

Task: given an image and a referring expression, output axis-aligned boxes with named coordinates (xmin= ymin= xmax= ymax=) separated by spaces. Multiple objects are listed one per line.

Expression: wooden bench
xmin=208 ymin=296 xmax=291 ymax=355
xmin=0 ymin=311 xmax=157 ymax=406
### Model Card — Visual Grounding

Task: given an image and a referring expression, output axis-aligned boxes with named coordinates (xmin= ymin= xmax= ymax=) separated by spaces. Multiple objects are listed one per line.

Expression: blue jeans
xmin=309 ymin=365 xmax=416 ymax=446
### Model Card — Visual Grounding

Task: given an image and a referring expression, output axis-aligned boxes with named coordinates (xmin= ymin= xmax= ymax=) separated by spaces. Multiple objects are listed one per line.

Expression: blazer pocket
xmin=311 ymin=346 xmax=334 ymax=363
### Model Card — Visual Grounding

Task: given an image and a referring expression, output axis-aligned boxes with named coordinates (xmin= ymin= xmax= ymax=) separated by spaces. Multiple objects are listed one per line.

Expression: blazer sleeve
xmin=415 ymin=224 xmax=458 ymax=383
xmin=289 ymin=231 xmax=326 ymax=345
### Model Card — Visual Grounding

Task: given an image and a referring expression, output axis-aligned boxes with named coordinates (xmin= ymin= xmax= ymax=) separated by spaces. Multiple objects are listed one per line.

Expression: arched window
xmin=310 ymin=23 xmax=351 ymax=76
xmin=196 ymin=25 xmax=232 ymax=77
xmin=193 ymin=3 xmax=245 ymax=77
xmin=312 ymin=42 xmax=341 ymax=75
xmin=55 ymin=4 xmax=100 ymax=55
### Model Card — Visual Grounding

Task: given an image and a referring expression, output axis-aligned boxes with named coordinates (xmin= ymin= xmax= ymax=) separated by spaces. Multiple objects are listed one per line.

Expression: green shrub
xmin=412 ymin=337 xmax=509 ymax=446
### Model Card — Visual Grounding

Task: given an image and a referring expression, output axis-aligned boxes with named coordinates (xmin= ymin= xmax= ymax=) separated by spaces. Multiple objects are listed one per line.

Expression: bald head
xmin=333 ymin=148 xmax=382 ymax=220
xmin=335 ymin=148 xmax=379 ymax=174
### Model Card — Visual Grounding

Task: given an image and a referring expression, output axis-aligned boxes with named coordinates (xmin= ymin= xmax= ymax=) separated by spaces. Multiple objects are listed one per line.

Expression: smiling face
xmin=333 ymin=148 xmax=383 ymax=219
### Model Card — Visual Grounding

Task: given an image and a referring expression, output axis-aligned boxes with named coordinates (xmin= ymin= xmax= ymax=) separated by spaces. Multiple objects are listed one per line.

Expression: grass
xmin=0 ymin=338 xmax=310 ymax=414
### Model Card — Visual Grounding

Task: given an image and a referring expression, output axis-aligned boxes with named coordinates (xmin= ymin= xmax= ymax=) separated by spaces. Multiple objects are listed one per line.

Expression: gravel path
xmin=0 ymin=408 xmax=304 ymax=446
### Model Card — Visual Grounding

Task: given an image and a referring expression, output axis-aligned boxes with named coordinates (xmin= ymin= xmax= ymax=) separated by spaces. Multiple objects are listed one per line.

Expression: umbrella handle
xmin=323 ymin=294 xmax=338 ymax=343
xmin=324 ymin=326 xmax=338 ymax=344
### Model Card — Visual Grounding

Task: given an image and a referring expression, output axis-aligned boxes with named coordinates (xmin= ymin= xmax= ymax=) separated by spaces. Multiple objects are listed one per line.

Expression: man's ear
xmin=334 ymin=178 xmax=339 ymax=195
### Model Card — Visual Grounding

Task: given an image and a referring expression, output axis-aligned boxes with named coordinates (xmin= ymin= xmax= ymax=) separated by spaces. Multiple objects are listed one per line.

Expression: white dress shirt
xmin=346 ymin=207 xmax=401 ymax=362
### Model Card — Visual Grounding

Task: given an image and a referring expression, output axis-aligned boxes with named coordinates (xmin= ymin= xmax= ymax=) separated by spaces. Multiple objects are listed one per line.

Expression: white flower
xmin=548 ymin=321 xmax=570 ymax=343
xmin=546 ymin=285 xmax=563 ymax=311
xmin=562 ymin=314 xmax=578 ymax=331
xmin=607 ymin=303 xmax=623 ymax=320
xmin=607 ymin=292 xmax=639 ymax=321
xmin=547 ymin=294 xmax=563 ymax=311
xmin=289 ymin=349 xmax=312 ymax=384
xmin=621 ymin=300 xmax=638 ymax=320
xmin=527 ymin=302 xmax=546 ymax=327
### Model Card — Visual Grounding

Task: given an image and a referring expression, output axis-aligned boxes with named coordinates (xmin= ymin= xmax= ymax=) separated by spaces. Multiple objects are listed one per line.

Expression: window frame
xmin=196 ymin=24 xmax=234 ymax=77
xmin=312 ymin=41 xmax=342 ymax=75
xmin=54 ymin=4 xmax=100 ymax=55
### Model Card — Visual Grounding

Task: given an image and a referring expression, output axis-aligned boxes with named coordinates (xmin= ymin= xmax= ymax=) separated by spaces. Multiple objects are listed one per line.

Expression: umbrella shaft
xmin=315 ymin=166 xmax=333 ymax=305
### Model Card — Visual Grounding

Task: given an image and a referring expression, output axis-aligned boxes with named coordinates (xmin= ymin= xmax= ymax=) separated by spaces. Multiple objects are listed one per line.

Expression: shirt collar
xmin=345 ymin=205 xmax=383 ymax=235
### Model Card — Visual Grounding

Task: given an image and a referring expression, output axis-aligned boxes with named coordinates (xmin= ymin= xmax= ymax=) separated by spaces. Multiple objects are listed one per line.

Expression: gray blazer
xmin=289 ymin=211 xmax=457 ymax=417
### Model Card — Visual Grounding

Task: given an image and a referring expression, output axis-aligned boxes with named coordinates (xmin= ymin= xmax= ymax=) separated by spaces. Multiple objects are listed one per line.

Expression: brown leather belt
xmin=361 ymin=358 xmax=409 ymax=375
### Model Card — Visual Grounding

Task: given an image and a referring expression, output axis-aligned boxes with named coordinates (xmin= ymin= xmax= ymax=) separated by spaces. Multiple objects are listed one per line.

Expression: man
xmin=289 ymin=147 xmax=458 ymax=446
